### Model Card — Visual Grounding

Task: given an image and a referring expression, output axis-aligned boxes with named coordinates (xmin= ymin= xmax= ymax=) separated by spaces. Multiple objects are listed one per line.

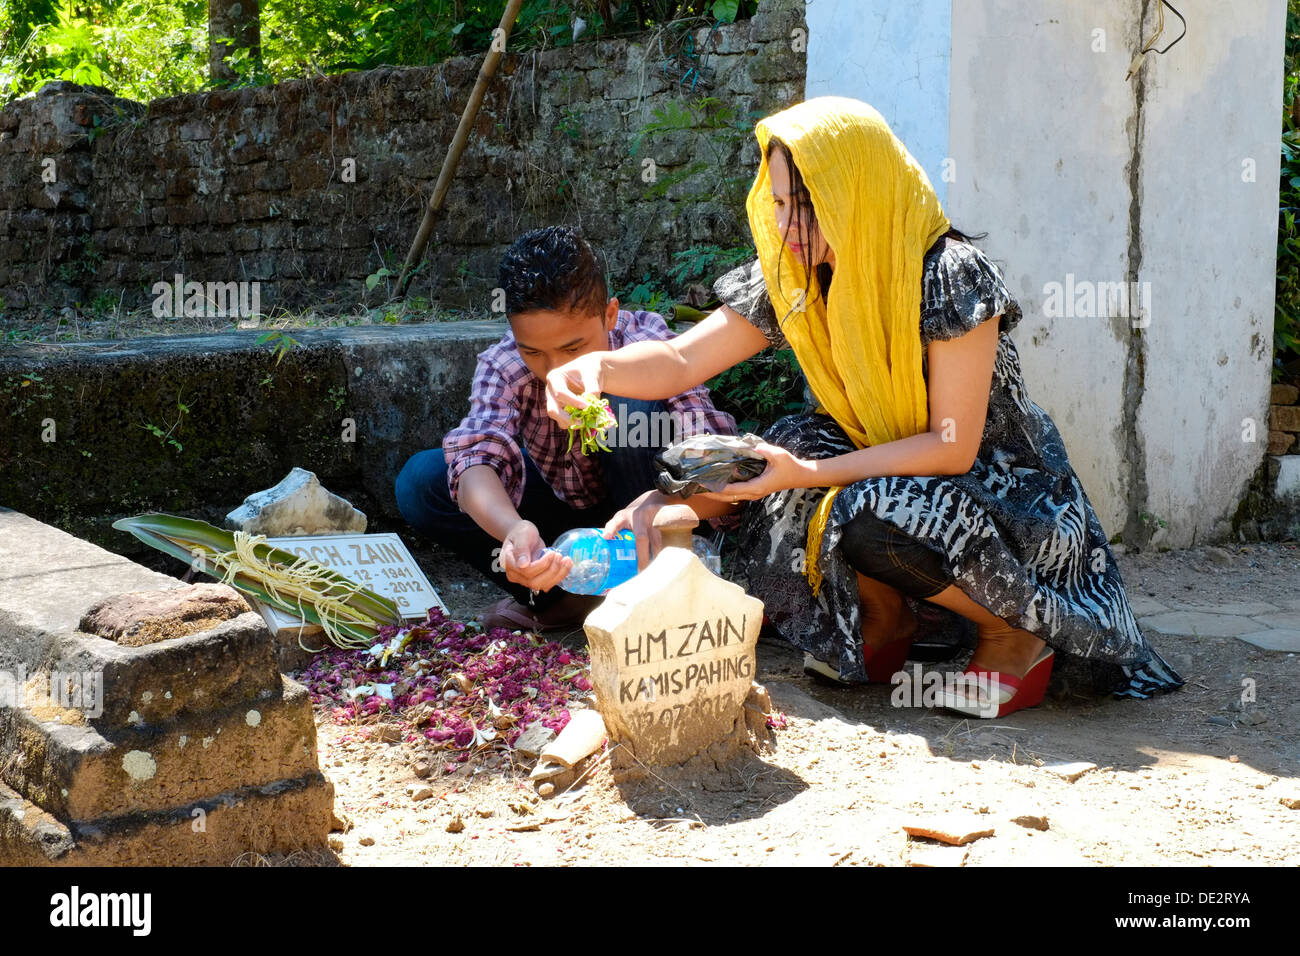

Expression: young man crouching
xmin=395 ymin=225 xmax=737 ymax=630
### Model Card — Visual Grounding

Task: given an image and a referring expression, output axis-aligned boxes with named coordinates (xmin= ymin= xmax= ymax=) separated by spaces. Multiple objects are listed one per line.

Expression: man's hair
xmin=497 ymin=225 xmax=608 ymax=318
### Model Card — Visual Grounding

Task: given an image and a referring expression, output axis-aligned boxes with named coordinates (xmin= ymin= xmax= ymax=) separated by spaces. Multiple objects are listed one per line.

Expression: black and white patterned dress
xmin=714 ymin=237 xmax=1184 ymax=697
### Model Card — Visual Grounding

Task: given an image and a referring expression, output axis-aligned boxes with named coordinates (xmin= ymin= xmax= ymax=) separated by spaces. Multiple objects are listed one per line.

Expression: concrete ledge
xmin=0 ymin=507 xmax=182 ymax=673
xmin=0 ymin=322 xmax=506 ymax=551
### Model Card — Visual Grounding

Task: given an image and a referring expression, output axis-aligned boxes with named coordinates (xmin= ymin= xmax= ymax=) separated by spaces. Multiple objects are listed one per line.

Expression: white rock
xmin=225 ymin=466 xmax=367 ymax=535
xmin=512 ymin=722 xmax=557 ymax=759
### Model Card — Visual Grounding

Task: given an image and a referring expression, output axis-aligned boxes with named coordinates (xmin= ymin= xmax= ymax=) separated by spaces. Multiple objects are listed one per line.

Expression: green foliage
xmin=1 ymin=0 xmax=207 ymax=106
xmin=1276 ymin=0 xmax=1300 ymax=379
xmin=666 ymin=243 xmax=752 ymax=286
xmin=89 ymin=289 xmax=119 ymax=314
xmin=618 ymin=271 xmax=671 ymax=312
xmin=364 ymin=266 xmax=394 ymax=292
xmin=706 ymin=348 xmax=805 ymax=434
xmin=711 ymin=0 xmax=741 ymax=23
xmin=1 ymin=1 xmax=760 ymax=106
xmin=564 ymin=392 xmax=616 ymax=455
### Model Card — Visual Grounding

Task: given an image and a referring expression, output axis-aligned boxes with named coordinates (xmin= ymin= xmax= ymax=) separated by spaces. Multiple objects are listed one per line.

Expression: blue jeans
xmin=394 ymin=397 xmax=669 ymax=610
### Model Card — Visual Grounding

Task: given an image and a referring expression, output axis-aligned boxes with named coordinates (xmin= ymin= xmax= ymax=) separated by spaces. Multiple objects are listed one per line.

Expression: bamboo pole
xmin=395 ymin=0 xmax=524 ymax=297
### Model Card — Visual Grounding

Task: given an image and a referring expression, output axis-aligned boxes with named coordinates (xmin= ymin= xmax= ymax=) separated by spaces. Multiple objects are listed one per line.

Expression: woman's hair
xmin=498 ymin=225 xmax=608 ymax=318
xmin=766 ymin=136 xmax=824 ymax=310
xmin=764 ymin=136 xmax=988 ymax=307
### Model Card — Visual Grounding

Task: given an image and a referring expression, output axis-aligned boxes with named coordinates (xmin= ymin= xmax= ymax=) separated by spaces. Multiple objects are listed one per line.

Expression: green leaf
xmin=111 ymin=513 xmax=402 ymax=645
xmin=712 ymin=0 xmax=741 ymax=23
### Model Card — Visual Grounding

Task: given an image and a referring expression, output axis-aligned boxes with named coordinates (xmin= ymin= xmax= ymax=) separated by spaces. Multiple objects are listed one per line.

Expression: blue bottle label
xmin=601 ymin=530 xmax=638 ymax=592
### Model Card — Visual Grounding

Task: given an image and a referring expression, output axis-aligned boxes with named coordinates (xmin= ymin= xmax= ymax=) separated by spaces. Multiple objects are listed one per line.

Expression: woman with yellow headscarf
xmin=545 ymin=97 xmax=1183 ymax=716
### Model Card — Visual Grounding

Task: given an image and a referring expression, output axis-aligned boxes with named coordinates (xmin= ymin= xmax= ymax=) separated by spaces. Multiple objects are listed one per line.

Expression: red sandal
xmin=942 ymin=647 xmax=1055 ymax=718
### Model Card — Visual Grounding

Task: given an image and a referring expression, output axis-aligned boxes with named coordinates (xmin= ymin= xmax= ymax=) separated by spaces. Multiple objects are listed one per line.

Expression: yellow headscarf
xmin=747 ymin=97 xmax=951 ymax=594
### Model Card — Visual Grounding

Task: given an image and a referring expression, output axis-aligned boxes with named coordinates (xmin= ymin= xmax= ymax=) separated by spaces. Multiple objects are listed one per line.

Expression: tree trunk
xmin=209 ymin=0 xmax=262 ymax=85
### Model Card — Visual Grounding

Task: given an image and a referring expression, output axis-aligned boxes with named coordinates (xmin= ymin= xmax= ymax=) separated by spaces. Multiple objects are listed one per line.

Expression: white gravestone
xmin=255 ymin=533 xmax=446 ymax=656
xmin=584 ymin=546 xmax=763 ymax=767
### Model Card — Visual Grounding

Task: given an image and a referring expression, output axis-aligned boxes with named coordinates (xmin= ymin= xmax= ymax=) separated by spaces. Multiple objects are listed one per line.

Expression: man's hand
xmin=601 ymin=489 xmax=671 ymax=570
xmin=500 ymin=520 xmax=572 ymax=592
xmin=545 ymin=352 xmax=605 ymax=429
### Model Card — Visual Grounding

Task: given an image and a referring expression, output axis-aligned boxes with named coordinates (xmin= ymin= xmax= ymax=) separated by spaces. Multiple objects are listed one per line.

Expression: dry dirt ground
xmin=306 ymin=539 xmax=1300 ymax=867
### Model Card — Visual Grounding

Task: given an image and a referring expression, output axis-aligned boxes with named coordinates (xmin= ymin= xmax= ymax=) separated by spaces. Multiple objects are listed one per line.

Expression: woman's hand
xmin=499 ymin=520 xmax=572 ymax=592
xmin=698 ymin=442 xmax=818 ymax=502
xmin=545 ymin=352 xmax=605 ymax=429
xmin=601 ymin=489 xmax=671 ymax=570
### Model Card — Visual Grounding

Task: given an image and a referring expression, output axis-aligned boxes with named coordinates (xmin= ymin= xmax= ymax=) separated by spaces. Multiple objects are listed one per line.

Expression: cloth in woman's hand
xmin=654 ymin=433 xmax=768 ymax=496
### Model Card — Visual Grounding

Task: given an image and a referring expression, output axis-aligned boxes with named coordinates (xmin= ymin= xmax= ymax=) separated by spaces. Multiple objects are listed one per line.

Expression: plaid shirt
xmin=444 ymin=309 xmax=738 ymax=512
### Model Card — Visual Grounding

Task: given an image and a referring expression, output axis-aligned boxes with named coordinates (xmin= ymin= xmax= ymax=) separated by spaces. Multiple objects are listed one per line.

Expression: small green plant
xmin=256 ymin=330 xmax=299 ymax=365
xmin=1138 ymin=511 xmax=1169 ymax=531
xmin=328 ymin=385 xmax=347 ymax=411
xmin=632 ymin=95 xmax=763 ymax=217
xmin=85 ymin=114 xmax=106 ymax=144
xmin=365 ymin=267 xmax=394 ymax=292
xmin=89 ymin=290 xmax=119 ymax=315
xmin=557 ymin=107 xmax=582 ymax=141
xmin=136 ymin=390 xmax=190 ymax=453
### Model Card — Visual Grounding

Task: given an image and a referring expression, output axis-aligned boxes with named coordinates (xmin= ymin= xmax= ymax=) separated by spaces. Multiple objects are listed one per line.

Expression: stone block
xmin=79 ymin=582 xmax=250 ymax=646
xmin=1236 ymin=629 xmax=1300 ymax=652
xmin=179 ymin=119 xmax=213 ymax=141
xmin=1270 ymin=404 xmax=1300 ymax=432
xmin=696 ymin=22 xmax=752 ymax=55
xmin=1 ymin=675 xmax=320 ymax=821
xmin=1277 ymin=455 xmax=1300 ymax=498
xmin=1140 ymin=610 xmax=1258 ymax=638
xmin=1268 ymin=430 xmax=1296 ymax=455
xmin=0 ymin=771 xmax=334 ymax=866
xmin=0 ymin=508 xmax=183 ymax=674
xmin=47 ymin=611 xmax=281 ymax=731
xmin=1271 ymin=384 xmax=1299 ymax=405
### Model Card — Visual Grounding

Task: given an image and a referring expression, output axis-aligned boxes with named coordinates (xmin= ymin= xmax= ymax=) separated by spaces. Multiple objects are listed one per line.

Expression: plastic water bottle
xmin=550 ymin=529 xmax=639 ymax=595
xmin=550 ymin=528 xmax=723 ymax=594
xmin=691 ymin=535 xmax=723 ymax=576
